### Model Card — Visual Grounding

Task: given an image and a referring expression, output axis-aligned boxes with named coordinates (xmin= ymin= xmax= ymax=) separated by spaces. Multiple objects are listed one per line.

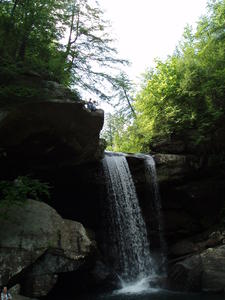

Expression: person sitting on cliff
xmin=87 ymin=98 xmax=97 ymax=112
xmin=1 ymin=287 xmax=12 ymax=300
xmin=93 ymin=100 xmax=98 ymax=110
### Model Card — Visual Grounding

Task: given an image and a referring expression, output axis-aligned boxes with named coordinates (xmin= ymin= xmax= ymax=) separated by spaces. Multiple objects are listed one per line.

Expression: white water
xmin=103 ymin=153 xmax=156 ymax=290
xmin=140 ymin=154 xmax=167 ymax=273
xmin=114 ymin=276 xmax=158 ymax=295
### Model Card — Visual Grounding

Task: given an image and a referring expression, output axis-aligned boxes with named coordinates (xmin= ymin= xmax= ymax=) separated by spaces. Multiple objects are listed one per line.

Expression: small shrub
xmin=0 ymin=176 xmax=50 ymax=207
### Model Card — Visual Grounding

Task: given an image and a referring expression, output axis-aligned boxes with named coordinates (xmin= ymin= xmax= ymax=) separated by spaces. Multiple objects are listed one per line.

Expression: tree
xmin=61 ymin=0 xmax=128 ymax=99
xmin=0 ymin=0 xmax=128 ymax=98
xmin=107 ymin=0 xmax=225 ymax=154
xmin=101 ymin=113 xmax=119 ymax=150
xmin=112 ymin=72 xmax=136 ymax=118
xmin=101 ymin=111 xmax=142 ymax=153
xmin=0 ymin=0 xmax=66 ymax=82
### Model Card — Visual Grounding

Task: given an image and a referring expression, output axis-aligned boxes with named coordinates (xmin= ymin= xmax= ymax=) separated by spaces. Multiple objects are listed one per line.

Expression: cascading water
xmin=139 ymin=154 xmax=167 ymax=274
xmin=102 ymin=152 xmax=157 ymax=291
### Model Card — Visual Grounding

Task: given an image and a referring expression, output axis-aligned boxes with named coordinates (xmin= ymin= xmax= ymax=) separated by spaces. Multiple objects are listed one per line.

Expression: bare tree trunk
xmin=123 ymin=88 xmax=137 ymax=118
xmin=66 ymin=2 xmax=81 ymax=74
xmin=66 ymin=2 xmax=80 ymax=57
xmin=66 ymin=3 xmax=76 ymax=57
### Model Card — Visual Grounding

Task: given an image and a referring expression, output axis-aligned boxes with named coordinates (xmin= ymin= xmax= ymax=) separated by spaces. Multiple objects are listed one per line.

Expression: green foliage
xmin=101 ymin=112 xmax=143 ymax=153
xmin=0 ymin=85 xmax=40 ymax=102
xmin=109 ymin=0 xmax=225 ymax=154
xmin=112 ymin=72 xmax=136 ymax=118
xmin=0 ymin=0 xmax=127 ymax=99
xmin=0 ymin=176 xmax=50 ymax=206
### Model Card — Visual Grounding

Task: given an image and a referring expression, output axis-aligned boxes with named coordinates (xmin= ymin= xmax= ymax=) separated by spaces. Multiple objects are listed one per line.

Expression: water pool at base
xmin=75 ymin=290 xmax=225 ymax=300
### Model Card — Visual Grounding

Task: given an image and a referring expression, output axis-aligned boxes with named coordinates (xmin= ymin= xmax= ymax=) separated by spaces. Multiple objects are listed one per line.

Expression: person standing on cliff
xmin=1 ymin=287 xmax=12 ymax=300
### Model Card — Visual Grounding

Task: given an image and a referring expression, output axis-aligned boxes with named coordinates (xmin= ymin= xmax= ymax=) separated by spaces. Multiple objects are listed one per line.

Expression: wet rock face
xmin=0 ymin=200 xmax=94 ymax=298
xmin=0 ymin=100 xmax=104 ymax=172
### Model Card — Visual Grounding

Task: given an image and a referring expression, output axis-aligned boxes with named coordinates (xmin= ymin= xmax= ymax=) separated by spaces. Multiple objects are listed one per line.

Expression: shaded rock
xmin=0 ymin=72 xmax=80 ymax=107
xmin=170 ymin=240 xmax=197 ymax=257
xmin=168 ymin=254 xmax=203 ymax=292
xmin=160 ymin=175 xmax=225 ymax=246
xmin=169 ymin=230 xmax=225 ymax=258
xmin=90 ymin=260 xmax=119 ymax=290
xmin=163 ymin=210 xmax=200 ymax=244
xmin=150 ymin=138 xmax=186 ymax=154
xmin=0 ymin=200 xmax=94 ymax=297
xmin=153 ymin=153 xmax=202 ymax=184
xmin=149 ymin=128 xmax=225 ymax=156
xmin=0 ymin=100 xmax=104 ymax=170
xmin=13 ymin=295 xmax=37 ymax=300
xmin=201 ymin=246 xmax=225 ymax=292
xmin=43 ymin=81 xmax=79 ymax=101
xmin=9 ymin=284 xmax=21 ymax=295
xmin=164 ymin=210 xmax=197 ymax=232
xmin=169 ymin=245 xmax=225 ymax=292
xmin=21 ymin=273 xmax=58 ymax=298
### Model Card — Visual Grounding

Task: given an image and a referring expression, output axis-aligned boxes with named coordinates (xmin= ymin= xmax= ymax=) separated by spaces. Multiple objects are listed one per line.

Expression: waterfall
xmin=140 ymin=154 xmax=167 ymax=274
xmin=102 ymin=152 xmax=156 ymax=284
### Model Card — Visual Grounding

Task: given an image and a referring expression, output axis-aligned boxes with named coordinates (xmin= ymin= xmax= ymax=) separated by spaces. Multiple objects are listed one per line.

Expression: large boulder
xmin=0 ymin=200 xmax=94 ymax=297
xmin=168 ymin=254 xmax=203 ymax=292
xmin=0 ymin=100 xmax=104 ymax=171
xmin=201 ymin=246 xmax=225 ymax=292
xmin=168 ymin=245 xmax=225 ymax=292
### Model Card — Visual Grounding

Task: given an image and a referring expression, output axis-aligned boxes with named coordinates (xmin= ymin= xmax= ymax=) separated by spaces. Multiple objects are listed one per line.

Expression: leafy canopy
xmin=105 ymin=0 xmax=225 ymax=154
xmin=0 ymin=0 xmax=127 ymax=99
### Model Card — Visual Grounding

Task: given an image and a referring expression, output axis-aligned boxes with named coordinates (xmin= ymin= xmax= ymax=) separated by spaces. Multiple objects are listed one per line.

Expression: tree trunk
xmin=66 ymin=3 xmax=80 ymax=74
xmin=123 ymin=88 xmax=137 ymax=118
xmin=18 ymin=33 xmax=29 ymax=61
xmin=66 ymin=2 xmax=78 ymax=58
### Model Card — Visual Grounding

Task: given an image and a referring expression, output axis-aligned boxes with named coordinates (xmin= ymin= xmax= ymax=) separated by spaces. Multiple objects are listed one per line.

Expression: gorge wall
xmin=1 ymin=80 xmax=225 ymax=297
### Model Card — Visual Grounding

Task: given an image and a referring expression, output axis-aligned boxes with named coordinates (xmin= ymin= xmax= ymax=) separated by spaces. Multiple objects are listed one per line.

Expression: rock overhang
xmin=0 ymin=99 xmax=105 ymax=169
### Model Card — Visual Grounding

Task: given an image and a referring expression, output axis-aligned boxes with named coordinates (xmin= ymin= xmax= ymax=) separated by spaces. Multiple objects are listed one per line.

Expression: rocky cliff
xmin=1 ymin=78 xmax=225 ymax=296
xmin=149 ymin=137 xmax=225 ymax=292
xmin=0 ymin=99 xmax=104 ymax=171
xmin=0 ymin=78 xmax=105 ymax=299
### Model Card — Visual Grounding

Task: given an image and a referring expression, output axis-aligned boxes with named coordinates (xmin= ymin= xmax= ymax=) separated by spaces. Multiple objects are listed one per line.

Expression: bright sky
xmin=99 ymin=0 xmax=208 ymax=82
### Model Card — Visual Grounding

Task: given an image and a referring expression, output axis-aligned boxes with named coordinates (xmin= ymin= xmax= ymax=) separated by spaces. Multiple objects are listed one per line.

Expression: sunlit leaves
xmin=108 ymin=0 xmax=225 ymax=153
xmin=0 ymin=0 xmax=127 ymax=96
